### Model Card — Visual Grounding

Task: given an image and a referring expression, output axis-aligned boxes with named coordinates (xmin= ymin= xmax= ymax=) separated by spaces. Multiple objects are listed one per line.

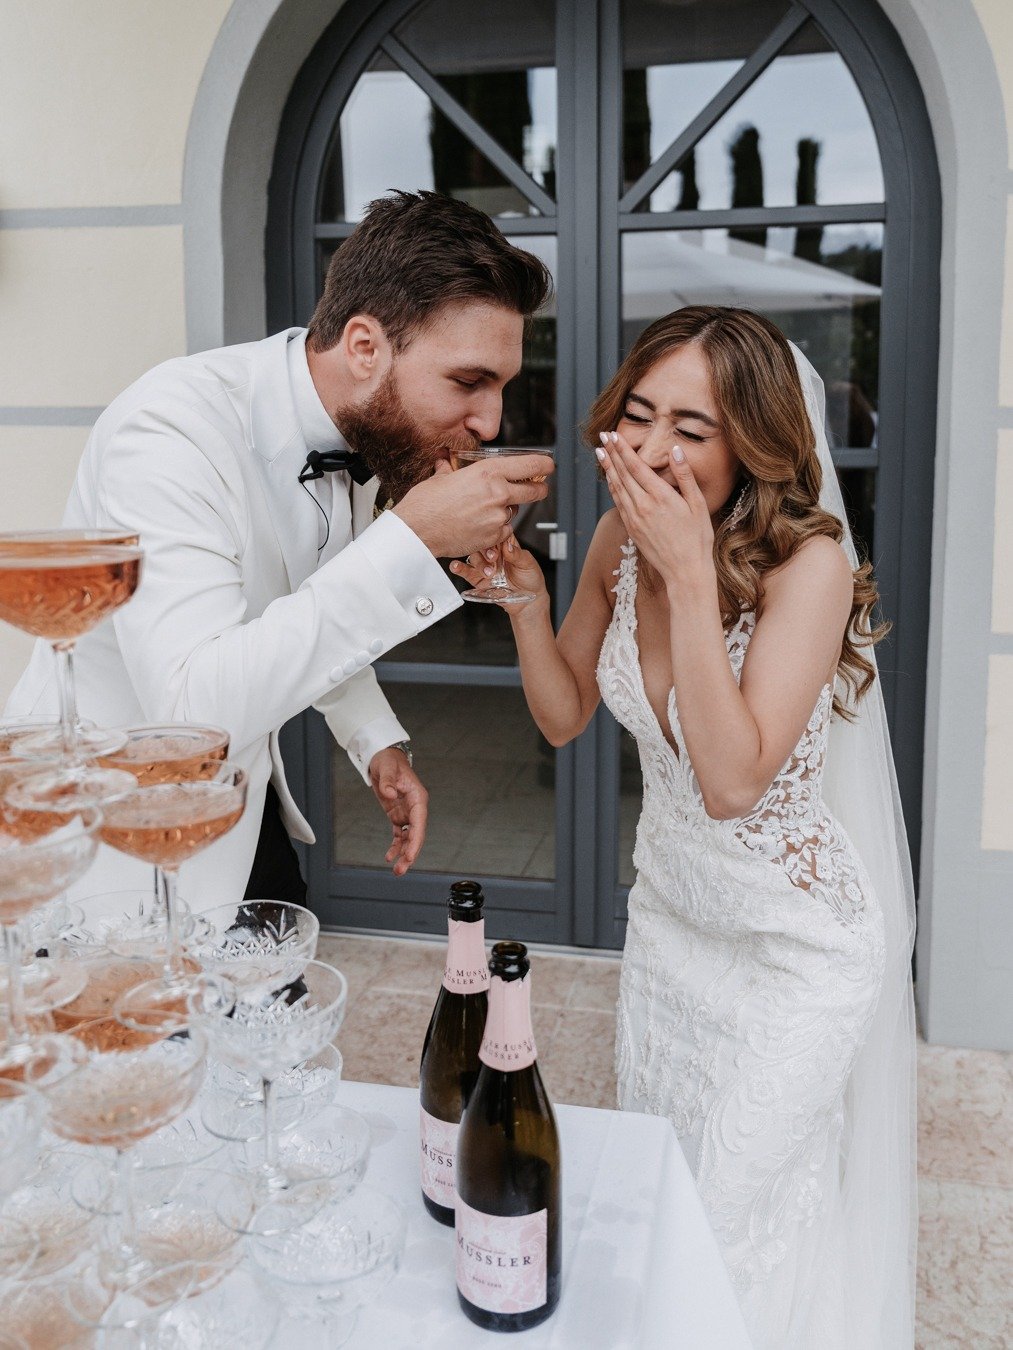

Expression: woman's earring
xmin=725 ymin=481 xmax=751 ymax=531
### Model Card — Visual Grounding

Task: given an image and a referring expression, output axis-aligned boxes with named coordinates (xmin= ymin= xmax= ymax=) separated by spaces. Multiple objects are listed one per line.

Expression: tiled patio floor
xmin=318 ymin=931 xmax=1013 ymax=1350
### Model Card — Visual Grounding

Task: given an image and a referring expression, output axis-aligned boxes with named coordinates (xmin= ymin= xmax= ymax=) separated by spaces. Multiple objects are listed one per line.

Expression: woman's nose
xmin=638 ymin=427 xmax=671 ymax=469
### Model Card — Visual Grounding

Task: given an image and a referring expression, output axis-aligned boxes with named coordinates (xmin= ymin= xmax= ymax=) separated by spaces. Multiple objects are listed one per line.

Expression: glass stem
xmin=52 ymin=641 xmax=80 ymax=759
xmin=490 ymin=547 xmax=508 ymax=589
xmin=262 ymin=1076 xmax=279 ymax=1173
xmin=2 ymin=922 xmax=28 ymax=1043
xmin=113 ymin=1147 xmax=138 ymax=1260
xmin=160 ymin=866 xmax=184 ymax=979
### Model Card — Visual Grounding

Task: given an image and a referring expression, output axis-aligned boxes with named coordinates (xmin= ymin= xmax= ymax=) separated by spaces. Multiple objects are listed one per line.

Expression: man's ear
xmin=341 ymin=314 xmax=392 ymax=385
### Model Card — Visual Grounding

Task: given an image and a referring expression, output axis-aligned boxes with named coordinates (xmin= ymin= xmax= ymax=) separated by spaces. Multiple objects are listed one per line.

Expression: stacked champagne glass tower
xmin=0 ymin=530 xmax=405 ymax=1347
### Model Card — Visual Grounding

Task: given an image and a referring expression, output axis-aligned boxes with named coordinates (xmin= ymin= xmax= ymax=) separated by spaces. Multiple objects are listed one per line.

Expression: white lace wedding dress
xmin=599 ymin=542 xmax=887 ymax=1349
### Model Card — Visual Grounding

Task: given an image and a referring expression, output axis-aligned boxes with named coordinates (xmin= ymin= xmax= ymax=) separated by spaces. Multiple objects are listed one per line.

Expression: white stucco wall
xmin=1 ymin=0 xmax=1011 ymax=1045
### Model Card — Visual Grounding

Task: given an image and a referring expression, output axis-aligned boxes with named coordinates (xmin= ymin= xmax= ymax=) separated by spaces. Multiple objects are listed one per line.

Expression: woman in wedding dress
xmin=452 ymin=307 xmax=917 ymax=1348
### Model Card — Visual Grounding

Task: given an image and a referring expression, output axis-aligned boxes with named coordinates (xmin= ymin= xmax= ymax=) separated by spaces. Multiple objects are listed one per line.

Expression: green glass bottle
xmin=455 ymin=941 xmax=561 ymax=1331
xmin=419 ymin=880 xmax=489 ymax=1226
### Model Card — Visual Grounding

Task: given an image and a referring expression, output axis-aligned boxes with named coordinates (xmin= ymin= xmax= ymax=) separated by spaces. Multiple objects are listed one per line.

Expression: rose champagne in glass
xmin=0 ymin=806 xmax=102 ymax=1064
xmin=449 ymin=447 xmax=554 ymax=604
xmin=97 ymin=723 xmax=230 ymax=930
xmin=26 ymin=1023 xmax=207 ymax=1289
xmin=101 ymin=762 xmax=247 ymax=1032
xmin=0 ymin=540 xmax=143 ymax=764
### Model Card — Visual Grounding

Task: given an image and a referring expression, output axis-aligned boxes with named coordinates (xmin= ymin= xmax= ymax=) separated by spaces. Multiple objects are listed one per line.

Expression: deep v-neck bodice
xmin=597 ymin=541 xmax=755 ymax=799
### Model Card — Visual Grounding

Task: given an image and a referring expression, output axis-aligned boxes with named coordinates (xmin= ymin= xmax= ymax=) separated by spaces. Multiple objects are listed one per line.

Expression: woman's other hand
xmin=449 ymin=535 xmax=549 ymax=604
xmin=596 ymin=432 xmax=714 ymax=589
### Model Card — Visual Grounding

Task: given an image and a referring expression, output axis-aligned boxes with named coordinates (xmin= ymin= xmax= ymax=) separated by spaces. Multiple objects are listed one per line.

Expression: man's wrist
xmin=387 ymin=739 xmax=413 ymax=769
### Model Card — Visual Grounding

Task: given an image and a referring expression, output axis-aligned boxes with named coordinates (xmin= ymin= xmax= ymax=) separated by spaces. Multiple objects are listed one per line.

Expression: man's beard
xmin=335 ymin=370 xmax=479 ymax=506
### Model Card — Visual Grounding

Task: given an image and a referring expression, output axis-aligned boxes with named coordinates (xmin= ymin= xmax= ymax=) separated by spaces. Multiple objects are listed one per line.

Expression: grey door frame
xmin=268 ymin=0 xmax=940 ymax=947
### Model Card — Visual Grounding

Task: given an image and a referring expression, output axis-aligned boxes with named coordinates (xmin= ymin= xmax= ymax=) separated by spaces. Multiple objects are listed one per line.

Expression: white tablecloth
xmin=270 ymin=1080 xmax=753 ymax=1350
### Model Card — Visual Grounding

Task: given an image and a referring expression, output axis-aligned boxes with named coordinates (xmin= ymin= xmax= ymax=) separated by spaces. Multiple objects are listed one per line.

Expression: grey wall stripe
xmin=0 ymin=409 xmax=102 ymax=426
xmin=0 ymin=206 xmax=182 ymax=229
xmin=998 ymin=407 xmax=1013 ymax=429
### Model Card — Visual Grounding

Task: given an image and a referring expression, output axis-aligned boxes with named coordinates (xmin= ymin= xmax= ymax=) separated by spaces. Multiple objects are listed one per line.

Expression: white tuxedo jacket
xmin=6 ymin=328 xmax=460 ymax=907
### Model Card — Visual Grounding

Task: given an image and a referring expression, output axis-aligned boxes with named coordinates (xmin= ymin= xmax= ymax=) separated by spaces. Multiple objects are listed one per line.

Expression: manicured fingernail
xmin=599 ymin=431 xmax=609 ymax=444
xmin=484 ymin=567 xmax=494 ymax=577
xmin=484 ymin=549 xmax=496 ymax=561
xmin=611 ymin=431 xmax=619 ymax=443
xmin=672 ymin=443 xmax=685 ymax=463
xmin=449 ymin=561 xmax=458 ymax=571
xmin=595 ymin=447 xmax=606 ymax=462
xmin=506 ymin=538 xmax=515 ymax=552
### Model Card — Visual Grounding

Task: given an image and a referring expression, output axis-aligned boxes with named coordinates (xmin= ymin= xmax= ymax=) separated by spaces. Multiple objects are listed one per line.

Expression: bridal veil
xmin=790 ymin=343 xmax=918 ymax=1347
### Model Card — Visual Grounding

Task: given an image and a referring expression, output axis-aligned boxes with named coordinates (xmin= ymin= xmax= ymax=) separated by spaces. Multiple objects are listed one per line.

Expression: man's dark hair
xmin=306 ymin=190 xmax=552 ymax=353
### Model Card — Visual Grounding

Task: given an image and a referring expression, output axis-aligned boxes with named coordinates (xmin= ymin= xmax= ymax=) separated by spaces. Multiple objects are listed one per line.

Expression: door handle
xmin=533 ymin=523 xmax=568 ymax=562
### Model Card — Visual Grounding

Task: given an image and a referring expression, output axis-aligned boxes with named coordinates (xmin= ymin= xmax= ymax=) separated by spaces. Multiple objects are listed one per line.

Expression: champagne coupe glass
xmin=100 ymin=761 xmax=247 ymax=1033
xmin=1 ymin=1267 xmax=107 ymax=1349
xmin=188 ymin=960 xmax=349 ymax=1201
xmin=95 ymin=723 xmax=230 ymax=942
xmin=188 ymin=899 xmax=319 ymax=992
xmin=0 ymin=539 xmax=143 ymax=764
xmin=0 ymin=1079 xmax=42 ymax=1201
xmin=202 ymin=1041 xmax=342 ymax=1143
xmin=51 ymin=952 xmax=170 ymax=1046
xmin=248 ymin=1184 xmax=406 ymax=1344
xmin=61 ymin=889 xmax=198 ymax=964
xmin=0 ymin=1146 xmax=101 ymax=1282
xmin=450 ymin=446 xmax=555 ymax=605
xmin=0 ymin=806 xmax=101 ymax=1064
xmin=130 ymin=1266 xmax=281 ymax=1350
xmin=25 ymin=1021 xmax=207 ymax=1290
xmin=187 ymin=897 xmax=320 ymax=1142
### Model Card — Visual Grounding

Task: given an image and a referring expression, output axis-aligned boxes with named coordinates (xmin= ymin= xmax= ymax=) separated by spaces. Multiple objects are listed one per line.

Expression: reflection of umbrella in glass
xmin=620 ymin=230 xmax=881 ymax=317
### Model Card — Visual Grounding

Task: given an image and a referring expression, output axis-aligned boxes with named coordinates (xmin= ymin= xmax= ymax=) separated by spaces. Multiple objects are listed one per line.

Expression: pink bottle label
xmin=443 ymin=918 xmax=490 ymax=993
xmin=419 ymin=1104 xmax=458 ymax=1209
xmin=479 ymin=974 xmax=536 ymax=1071
xmin=456 ymin=1196 xmax=548 ymax=1314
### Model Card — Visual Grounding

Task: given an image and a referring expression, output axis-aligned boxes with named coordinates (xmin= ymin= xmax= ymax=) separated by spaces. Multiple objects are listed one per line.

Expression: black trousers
xmin=243 ymin=783 xmax=308 ymax=905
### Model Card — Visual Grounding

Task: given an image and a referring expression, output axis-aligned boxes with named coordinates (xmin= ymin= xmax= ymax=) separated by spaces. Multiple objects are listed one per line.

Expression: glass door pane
xmin=330 ymin=684 xmax=555 ymax=879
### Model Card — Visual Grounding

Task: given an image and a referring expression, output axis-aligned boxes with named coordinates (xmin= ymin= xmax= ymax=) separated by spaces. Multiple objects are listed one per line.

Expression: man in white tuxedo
xmin=6 ymin=191 xmax=553 ymax=907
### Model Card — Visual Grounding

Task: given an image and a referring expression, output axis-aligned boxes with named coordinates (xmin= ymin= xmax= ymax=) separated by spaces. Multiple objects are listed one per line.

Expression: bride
xmin=452 ymin=307 xmax=917 ymax=1349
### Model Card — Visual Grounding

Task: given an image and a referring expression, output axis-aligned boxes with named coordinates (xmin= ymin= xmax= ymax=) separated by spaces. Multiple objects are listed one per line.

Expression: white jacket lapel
xmin=248 ymin=329 xmax=320 ymax=592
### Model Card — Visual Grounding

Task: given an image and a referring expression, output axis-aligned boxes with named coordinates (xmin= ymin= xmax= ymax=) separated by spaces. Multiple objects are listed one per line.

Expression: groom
xmin=5 ymin=190 xmax=553 ymax=906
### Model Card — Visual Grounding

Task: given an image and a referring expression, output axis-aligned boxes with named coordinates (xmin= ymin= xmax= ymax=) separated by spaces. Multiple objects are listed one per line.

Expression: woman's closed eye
xmin=675 ymin=428 xmax=706 ymax=443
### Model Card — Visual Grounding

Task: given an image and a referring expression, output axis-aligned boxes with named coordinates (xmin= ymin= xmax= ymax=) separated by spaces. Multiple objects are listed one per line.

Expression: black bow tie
xmin=298 ymin=447 xmax=374 ymax=488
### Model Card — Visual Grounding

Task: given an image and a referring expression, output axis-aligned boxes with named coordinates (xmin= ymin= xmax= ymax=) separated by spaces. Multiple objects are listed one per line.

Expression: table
xmin=270 ymin=1080 xmax=754 ymax=1350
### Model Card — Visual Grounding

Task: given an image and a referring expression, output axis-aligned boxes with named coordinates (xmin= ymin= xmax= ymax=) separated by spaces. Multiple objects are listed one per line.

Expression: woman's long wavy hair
xmin=584 ymin=306 xmax=887 ymax=717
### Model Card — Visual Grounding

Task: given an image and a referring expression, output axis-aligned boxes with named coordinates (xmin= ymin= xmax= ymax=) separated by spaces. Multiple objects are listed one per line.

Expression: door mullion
xmin=595 ymin=0 xmax=625 ymax=951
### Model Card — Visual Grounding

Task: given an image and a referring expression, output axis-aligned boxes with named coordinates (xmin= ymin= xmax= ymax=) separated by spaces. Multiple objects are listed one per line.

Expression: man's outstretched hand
xmin=368 ymin=747 xmax=428 ymax=877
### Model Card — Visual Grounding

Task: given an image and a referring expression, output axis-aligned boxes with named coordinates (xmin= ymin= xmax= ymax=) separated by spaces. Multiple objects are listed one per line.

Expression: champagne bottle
xmin=455 ymin=941 xmax=561 ymax=1332
xmin=419 ymin=880 xmax=490 ymax=1226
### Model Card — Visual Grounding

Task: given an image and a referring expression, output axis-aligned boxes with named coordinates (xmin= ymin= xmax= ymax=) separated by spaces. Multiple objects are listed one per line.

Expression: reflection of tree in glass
xmin=728 ymin=124 xmax=766 ymax=249
xmin=676 ymin=148 xmax=700 ymax=211
xmin=501 ymin=317 xmax=556 ymax=448
xmin=430 ymin=73 xmax=533 ymax=207
xmin=542 ymin=147 xmax=556 ymax=200
xmin=794 ymin=138 xmax=824 ymax=264
xmin=623 ymin=69 xmax=651 ymax=196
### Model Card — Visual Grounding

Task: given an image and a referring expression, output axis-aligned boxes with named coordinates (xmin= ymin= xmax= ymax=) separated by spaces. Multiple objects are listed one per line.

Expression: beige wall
xmin=0 ymin=0 xmax=231 ymax=704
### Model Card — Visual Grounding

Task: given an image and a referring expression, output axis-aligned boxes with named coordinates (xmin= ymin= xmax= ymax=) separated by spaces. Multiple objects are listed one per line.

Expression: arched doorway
xmin=268 ymin=0 xmax=940 ymax=945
